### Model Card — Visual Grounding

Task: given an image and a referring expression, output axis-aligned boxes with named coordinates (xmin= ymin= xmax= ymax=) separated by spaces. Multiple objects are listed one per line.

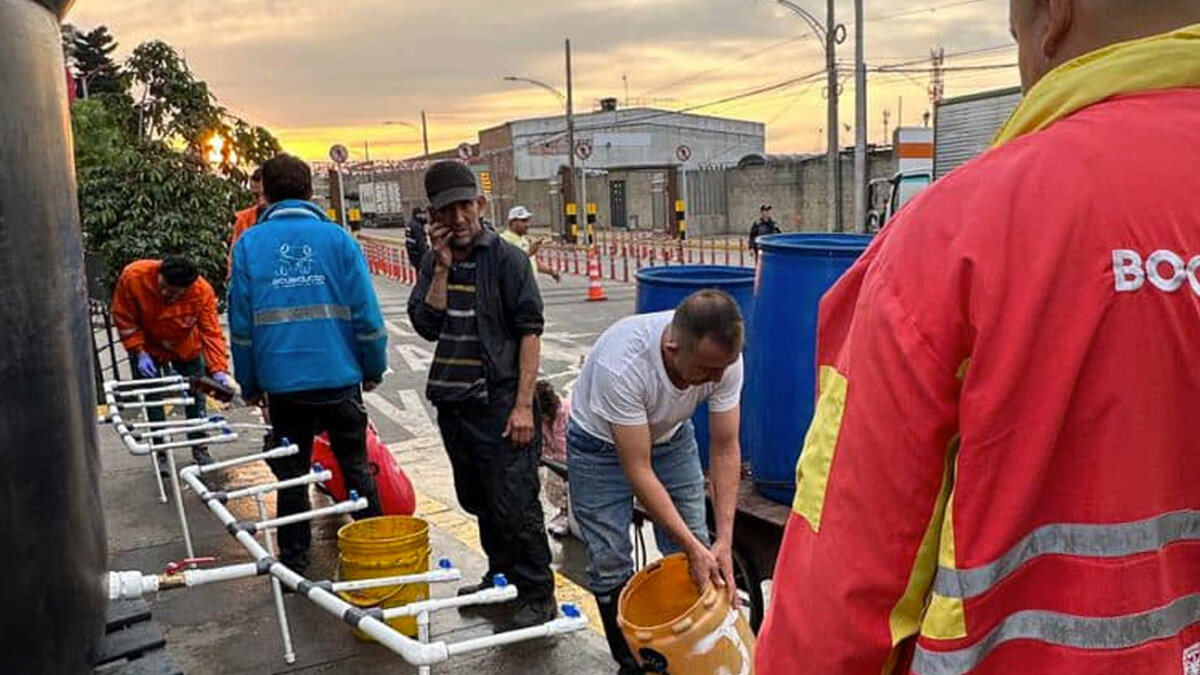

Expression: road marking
xmin=386 ymin=319 xmax=413 ymax=337
xmin=364 ymin=390 xmax=438 ymax=440
xmin=394 ymin=344 xmax=433 ymax=372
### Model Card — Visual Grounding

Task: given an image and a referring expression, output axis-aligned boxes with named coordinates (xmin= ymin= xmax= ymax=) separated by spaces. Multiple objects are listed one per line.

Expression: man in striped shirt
xmin=408 ymin=160 xmax=556 ymax=630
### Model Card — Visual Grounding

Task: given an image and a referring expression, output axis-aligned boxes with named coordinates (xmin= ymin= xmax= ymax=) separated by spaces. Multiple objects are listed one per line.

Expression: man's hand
xmin=503 ymin=403 xmax=535 ymax=448
xmin=710 ymin=538 xmax=740 ymax=608
xmin=136 ymin=352 xmax=157 ymax=378
xmin=429 ymin=222 xmax=453 ymax=268
xmin=529 ymin=238 xmax=544 ymax=257
xmin=363 ymin=379 xmax=381 ymax=393
xmin=684 ymin=539 xmax=723 ymax=595
xmin=551 ymin=269 xmax=562 ymax=283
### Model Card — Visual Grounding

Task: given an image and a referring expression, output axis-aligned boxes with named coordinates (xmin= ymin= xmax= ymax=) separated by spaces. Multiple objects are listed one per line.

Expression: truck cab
xmin=866 ymin=170 xmax=931 ymax=232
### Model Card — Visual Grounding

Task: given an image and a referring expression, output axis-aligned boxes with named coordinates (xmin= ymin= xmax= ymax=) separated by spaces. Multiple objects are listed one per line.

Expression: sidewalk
xmin=99 ymin=406 xmax=613 ymax=674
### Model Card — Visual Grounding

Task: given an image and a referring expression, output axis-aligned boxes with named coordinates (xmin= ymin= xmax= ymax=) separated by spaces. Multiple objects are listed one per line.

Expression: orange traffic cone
xmin=586 ymin=248 xmax=608 ymax=302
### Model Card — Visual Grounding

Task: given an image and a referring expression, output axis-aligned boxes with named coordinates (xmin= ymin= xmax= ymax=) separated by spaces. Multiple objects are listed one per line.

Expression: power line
xmin=872 ymin=63 xmax=1017 ymax=73
xmin=638 ymin=31 xmax=819 ymax=98
xmin=856 ymin=0 xmax=1001 ymax=24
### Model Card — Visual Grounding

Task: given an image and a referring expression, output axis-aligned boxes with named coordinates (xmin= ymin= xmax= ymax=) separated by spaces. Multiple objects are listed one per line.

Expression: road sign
xmin=329 ymin=144 xmax=349 ymax=164
xmin=575 ymin=140 xmax=593 ymax=161
xmin=675 ymin=144 xmax=692 ymax=162
xmin=479 ymin=171 xmax=493 ymax=194
xmin=457 ymin=142 xmax=473 ymax=160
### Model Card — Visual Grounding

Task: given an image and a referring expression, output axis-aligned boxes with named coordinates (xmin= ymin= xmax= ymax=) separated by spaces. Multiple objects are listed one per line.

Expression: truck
xmin=933 ymin=86 xmax=1023 ymax=179
xmin=866 ymin=87 xmax=1024 ymax=231
xmin=866 ymin=126 xmax=933 ymax=231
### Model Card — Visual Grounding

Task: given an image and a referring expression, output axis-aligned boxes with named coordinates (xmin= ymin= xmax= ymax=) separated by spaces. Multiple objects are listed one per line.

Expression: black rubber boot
xmin=594 ymin=589 xmax=642 ymax=675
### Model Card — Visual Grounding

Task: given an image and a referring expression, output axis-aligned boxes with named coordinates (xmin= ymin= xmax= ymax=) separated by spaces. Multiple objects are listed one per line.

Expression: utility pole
xmin=853 ymin=0 xmax=867 ymax=233
xmin=420 ymin=109 xmax=430 ymax=158
xmin=566 ymin=38 xmax=578 ymax=239
xmin=825 ymin=0 xmax=841 ymax=232
xmin=929 ymin=47 xmax=946 ymax=109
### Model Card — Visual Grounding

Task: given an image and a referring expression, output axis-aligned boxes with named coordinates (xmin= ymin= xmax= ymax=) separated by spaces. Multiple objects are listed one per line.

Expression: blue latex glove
xmin=136 ymin=352 xmax=157 ymax=378
xmin=212 ymin=372 xmax=234 ymax=388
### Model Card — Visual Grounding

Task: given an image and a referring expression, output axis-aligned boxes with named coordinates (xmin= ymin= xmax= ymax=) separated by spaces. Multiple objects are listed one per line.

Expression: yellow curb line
xmin=411 ymin=490 xmax=602 ymax=635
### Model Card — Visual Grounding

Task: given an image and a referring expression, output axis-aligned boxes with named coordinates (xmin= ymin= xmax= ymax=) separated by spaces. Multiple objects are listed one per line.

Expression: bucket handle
xmin=335 ymin=557 xmax=410 ymax=607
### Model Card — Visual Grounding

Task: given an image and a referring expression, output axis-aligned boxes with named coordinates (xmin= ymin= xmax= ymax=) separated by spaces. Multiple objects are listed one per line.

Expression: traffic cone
xmin=586 ymin=248 xmax=608 ymax=302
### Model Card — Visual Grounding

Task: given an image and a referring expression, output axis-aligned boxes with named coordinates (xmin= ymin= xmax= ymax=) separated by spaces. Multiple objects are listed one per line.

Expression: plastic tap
xmin=348 ymin=490 xmax=360 ymax=501
xmin=561 ymin=603 xmax=581 ymax=619
xmin=493 ymin=573 xmax=509 ymax=588
xmin=438 ymin=558 xmax=453 ymax=570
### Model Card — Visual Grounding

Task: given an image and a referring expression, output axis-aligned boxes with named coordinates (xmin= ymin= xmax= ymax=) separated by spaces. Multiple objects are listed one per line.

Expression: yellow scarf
xmin=993 ymin=22 xmax=1200 ymax=147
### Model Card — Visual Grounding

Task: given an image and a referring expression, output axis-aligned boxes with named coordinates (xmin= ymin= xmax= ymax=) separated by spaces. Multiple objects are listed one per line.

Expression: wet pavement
xmin=100 ymin=270 xmax=645 ymax=674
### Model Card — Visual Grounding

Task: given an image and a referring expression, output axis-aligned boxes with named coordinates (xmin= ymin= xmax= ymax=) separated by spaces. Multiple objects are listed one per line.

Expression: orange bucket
xmin=618 ymin=553 xmax=756 ymax=674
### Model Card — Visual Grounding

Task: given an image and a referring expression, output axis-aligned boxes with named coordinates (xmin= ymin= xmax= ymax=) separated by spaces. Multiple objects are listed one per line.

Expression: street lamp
xmin=383 ymin=117 xmax=430 ymax=158
xmin=503 ymin=49 xmax=580 ymax=240
xmin=760 ymin=0 xmax=847 ymax=231
xmin=503 ymin=75 xmax=567 ymax=107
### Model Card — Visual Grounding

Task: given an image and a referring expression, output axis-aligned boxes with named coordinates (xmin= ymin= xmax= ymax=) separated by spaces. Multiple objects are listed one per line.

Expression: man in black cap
xmin=749 ymin=203 xmax=780 ymax=258
xmin=407 ymin=160 xmax=557 ymax=628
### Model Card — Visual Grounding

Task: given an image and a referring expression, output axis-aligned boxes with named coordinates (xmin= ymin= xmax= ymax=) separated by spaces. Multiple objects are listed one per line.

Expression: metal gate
xmin=610 ymin=180 xmax=628 ymax=229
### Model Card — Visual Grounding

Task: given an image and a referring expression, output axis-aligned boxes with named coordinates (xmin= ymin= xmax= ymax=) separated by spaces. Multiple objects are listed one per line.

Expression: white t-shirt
xmin=571 ymin=311 xmax=744 ymax=444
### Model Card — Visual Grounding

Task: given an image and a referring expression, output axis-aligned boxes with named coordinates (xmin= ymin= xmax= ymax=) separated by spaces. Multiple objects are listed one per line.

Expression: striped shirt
xmin=426 ymin=260 xmax=487 ymax=404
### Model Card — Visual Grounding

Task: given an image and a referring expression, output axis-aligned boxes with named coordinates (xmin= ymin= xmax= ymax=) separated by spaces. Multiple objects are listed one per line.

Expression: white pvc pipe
xmin=108 ymin=570 xmax=160 ymax=600
xmin=135 ymin=421 xmax=232 ymax=440
xmin=254 ymin=498 xmax=367 ymax=531
xmin=445 ymin=616 xmax=590 ymax=656
xmin=165 ymin=448 xmax=195 ymax=559
xmin=330 ymin=569 xmax=462 ymax=593
xmin=195 ymin=444 xmax=298 ymax=475
xmin=110 ymin=383 xmax=192 ymax=397
xmin=181 ymin=563 xmax=261 ymax=587
xmin=382 ymin=585 xmax=517 ymax=619
xmin=116 ymin=397 xmax=195 ymax=409
xmin=258 ymin=493 xmax=297 ymax=664
xmin=223 ymin=471 xmax=332 ymax=502
xmin=107 ymin=376 xmax=185 ymax=390
xmin=131 ymin=417 xmax=227 ymax=430
xmin=177 ymin=466 xmax=450 ymax=666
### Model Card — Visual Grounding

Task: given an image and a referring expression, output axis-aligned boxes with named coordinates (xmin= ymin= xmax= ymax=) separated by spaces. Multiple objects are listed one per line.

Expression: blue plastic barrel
xmin=635 ymin=265 xmax=756 ymax=470
xmin=744 ymin=234 xmax=873 ymax=504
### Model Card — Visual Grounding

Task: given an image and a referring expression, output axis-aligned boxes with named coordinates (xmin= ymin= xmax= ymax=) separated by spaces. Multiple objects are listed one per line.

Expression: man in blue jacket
xmin=229 ymin=154 xmax=386 ymax=573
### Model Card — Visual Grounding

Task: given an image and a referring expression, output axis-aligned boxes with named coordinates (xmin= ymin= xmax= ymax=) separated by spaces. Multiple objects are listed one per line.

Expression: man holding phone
xmin=408 ymin=160 xmax=556 ymax=629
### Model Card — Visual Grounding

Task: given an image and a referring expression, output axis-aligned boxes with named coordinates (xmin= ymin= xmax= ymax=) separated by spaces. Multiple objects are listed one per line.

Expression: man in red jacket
xmin=757 ymin=2 xmax=1200 ymax=674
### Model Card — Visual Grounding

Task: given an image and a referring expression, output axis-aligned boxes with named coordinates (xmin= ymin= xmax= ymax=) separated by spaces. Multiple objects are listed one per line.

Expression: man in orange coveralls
xmin=112 ymin=256 xmax=232 ymax=466
xmin=757 ymin=1 xmax=1200 ymax=673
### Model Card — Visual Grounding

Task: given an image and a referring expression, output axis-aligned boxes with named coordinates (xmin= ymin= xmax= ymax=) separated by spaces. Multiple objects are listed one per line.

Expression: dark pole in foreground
xmin=0 ymin=0 xmax=108 ymax=672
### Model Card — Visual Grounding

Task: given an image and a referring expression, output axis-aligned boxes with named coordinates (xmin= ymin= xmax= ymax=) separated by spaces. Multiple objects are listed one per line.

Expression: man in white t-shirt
xmin=568 ymin=289 xmax=744 ymax=674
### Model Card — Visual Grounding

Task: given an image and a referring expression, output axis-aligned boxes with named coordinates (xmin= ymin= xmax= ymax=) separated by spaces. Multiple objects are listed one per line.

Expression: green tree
xmin=127 ymin=40 xmax=280 ymax=181
xmin=68 ymin=25 xmax=127 ymax=99
xmin=68 ymin=28 xmax=283 ymax=301
xmin=73 ymin=100 xmax=241 ymax=300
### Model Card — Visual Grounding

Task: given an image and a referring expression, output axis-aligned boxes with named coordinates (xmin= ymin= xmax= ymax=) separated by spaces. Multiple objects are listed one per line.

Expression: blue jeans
xmin=567 ymin=419 xmax=709 ymax=596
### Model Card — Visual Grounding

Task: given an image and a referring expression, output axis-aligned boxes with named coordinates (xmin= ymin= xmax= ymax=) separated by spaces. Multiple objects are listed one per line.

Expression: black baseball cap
xmin=425 ymin=160 xmax=480 ymax=210
xmin=760 ymin=204 xmax=772 ymax=211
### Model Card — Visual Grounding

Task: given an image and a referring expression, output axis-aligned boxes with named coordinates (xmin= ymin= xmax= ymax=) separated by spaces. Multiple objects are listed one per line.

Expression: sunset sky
xmin=67 ymin=0 xmax=1021 ymax=162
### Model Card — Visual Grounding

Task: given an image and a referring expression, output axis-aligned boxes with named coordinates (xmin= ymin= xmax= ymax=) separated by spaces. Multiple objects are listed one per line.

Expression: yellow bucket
xmin=618 ymin=553 xmax=756 ymax=674
xmin=337 ymin=516 xmax=430 ymax=639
